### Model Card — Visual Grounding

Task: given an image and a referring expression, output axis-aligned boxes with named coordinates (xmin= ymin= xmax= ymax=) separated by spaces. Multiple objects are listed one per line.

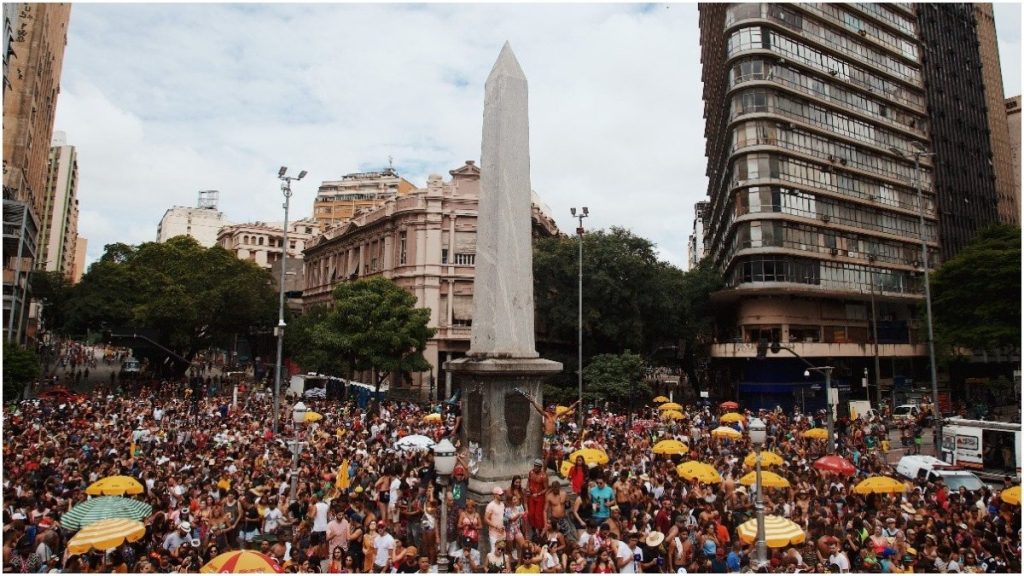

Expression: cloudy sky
xmin=54 ymin=3 xmax=1022 ymax=270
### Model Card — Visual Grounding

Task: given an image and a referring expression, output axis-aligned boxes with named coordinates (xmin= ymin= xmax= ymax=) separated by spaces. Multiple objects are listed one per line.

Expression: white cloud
xmin=53 ymin=3 xmax=1022 ymax=272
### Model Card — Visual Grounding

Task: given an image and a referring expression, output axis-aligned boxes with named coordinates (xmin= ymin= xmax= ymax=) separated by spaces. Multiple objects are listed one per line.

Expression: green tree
xmin=581 ymin=351 xmax=648 ymax=404
xmin=284 ymin=305 xmax=349 ymax=376
xmin=930 ymin=224 xmax=1021 ymax=352
xmin=28 ymin=270 xmax=73 ymax=335
xmin=300 ymin=276 xmax=435 ymax=392
xmin=62 ymin=236 xmax=278 ymax=370
xmin=3 ymin=342 xmax=40 ymax=400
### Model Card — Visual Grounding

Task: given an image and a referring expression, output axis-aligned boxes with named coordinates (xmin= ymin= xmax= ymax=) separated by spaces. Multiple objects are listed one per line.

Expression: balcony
xmin=710 ymin=340 xmax=926 ymax=359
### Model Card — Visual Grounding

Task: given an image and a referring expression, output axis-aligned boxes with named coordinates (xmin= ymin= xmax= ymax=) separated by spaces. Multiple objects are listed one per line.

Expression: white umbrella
xmin=394 ymin=434 xmax=435 ymax=452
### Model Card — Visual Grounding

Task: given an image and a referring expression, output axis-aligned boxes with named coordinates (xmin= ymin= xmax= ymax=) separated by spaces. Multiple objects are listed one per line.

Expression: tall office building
xmin=39 ymin=131 xmax=80 ymax=279
xmin=973 ymin=4 xmax=1018 ymax=227
xmin=917 ymin=4 xmax=1003 ymax=257
xmin=698 ymin=3 xmax=935 ymax=407
xmin=312 ymin=167 xmax=417 ymax=230
xmin=1005 ymin=95 xmax=1021 ymax=224
xmin=3 ymin=3 xmax=71 ymax=343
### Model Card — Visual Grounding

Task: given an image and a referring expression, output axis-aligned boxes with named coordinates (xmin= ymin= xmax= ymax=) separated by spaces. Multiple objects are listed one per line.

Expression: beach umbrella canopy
xmin=720 ymin=401 xmax=739 ymax=410
xmin=201 ymin=550 xmax=283 ymax=573
xmin=743 ymin=451 xmax=785 ymax=468
xmin=658 ymin=402 xmax=683 ymax=412
xmin=738 ymin=470 xmax=791 ymax=489
xmin=736 ymin=515 xmax=805 ymax=548
xmin=85 ymin=475 xmax=145 ymax=497
xmin=61 ymin=497 xmax=153 ymax=532
xmin=853 ymin=475 xmax=908 ymax=495
xmin=394 ymin=434 xmax=435 ymax=452
xmin=568 ymin=448 xmax=609 ymax=466
xmin=802 ymin=428 xmax=828 ymax=440
xmin=304 ymin=411 xmax=323 ymax=423
xmin=423 ymin=413 xmax=442 ymax=423
xmin=711 ymin=426 xmax=742 ymax=439
xmin=661 ymin=410 xmax=685 ymax=421
xmin=1000 ymin=485 xmax=1021 ymax=505
xmin=676 ymin=461 xmax=722 ymax=484
xmin=652 ymin=396 xmax=670 ymax=403
xmin=66 ymin=518 xmax=147 ymax=554
xmin=652 ymin=439 xmax=689 ymax=455
xmin=720 ymin=412 xmax=746 ymax=423
xmin=813 ymin=455 xmax=857 ymax=476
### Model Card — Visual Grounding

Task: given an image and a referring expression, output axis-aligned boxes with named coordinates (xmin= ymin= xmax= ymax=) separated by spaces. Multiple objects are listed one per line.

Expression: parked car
xmin=896 ymin=455 xmax=985 ymax=492
xmin=892 ymin=404 xmax=921 ymax=422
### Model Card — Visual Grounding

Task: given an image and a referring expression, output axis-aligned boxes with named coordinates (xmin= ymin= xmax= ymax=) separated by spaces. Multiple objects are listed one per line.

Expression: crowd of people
xmin=3 ymin=359 xmax=1021 ymax=574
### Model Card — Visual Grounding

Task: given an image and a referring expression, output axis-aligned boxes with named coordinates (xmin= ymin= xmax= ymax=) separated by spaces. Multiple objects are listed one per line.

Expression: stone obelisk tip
xmin=487 ymin=41 xmax=526 ymax=83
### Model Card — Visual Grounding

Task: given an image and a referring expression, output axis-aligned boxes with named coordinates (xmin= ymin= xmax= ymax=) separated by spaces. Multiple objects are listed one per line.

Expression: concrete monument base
xmin=446 ymin=356 xmax=561 ymax=499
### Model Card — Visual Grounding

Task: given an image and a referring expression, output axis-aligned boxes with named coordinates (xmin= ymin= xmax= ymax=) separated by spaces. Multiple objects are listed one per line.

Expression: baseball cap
xmin=533 ymin=458 xmax=543 ymax=467
xmin=492 ymin=487 xmax=504 ymax=496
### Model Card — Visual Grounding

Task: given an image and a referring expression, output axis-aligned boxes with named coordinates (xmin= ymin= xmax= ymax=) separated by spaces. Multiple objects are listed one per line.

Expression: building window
xmin=454 ymin=253 xmax=475 ymax=266
xmin=441 ymin=248 xmax=449 ymax=264
xmin=399 ymin=232 xmax=407 ymax=265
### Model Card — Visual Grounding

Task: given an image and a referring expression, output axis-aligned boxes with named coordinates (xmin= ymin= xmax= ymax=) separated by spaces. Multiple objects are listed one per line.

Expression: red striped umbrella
xmin=201 ymin=551 xmax=282 ymax=573
xmin=813 ymin=455 xmax=857 ymax=476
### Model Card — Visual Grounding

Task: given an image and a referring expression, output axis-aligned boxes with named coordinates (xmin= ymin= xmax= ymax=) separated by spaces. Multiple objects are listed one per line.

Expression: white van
xmin=892 ymin=404 xmax=921 ymax=421
xmin=895 ymin=455 xmax=985 ymax=492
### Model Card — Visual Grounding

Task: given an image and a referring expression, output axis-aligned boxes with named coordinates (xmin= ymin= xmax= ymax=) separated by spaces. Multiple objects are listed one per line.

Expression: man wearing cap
xmin=485 ymin=487 xmax=507 ymax=552
xmin=454 ymin=537 xmax=481 ymax=574
xmin=395 ymin=546 xmax=420 ymax=573
xmin=527 ymin=458 xmax=549 ymax=537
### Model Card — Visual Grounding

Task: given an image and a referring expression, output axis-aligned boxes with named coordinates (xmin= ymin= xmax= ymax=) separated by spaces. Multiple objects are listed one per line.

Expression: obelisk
xmin=446 ymin=42 xmax=561 ymax=495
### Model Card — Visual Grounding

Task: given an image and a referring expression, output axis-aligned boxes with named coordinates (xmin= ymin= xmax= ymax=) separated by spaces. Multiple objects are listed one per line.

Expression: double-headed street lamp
xmin=570 ymin=206 xmax=589 ymax=428
xmin=273 ymin=167 xmax=307 ymax=436
xmin=289 ymin=401 xmax=308 ymax=502
xmin=890 ymin=143 xmax=941 ymax=448
xmin=749 ymin=417 xmax=768 ymax=569
xmin=432 ymin=438 xmax=457 ymax=573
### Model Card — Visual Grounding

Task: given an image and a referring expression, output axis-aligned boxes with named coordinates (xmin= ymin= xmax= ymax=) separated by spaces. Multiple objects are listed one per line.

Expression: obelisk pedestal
xmin=444 ymin=42 xmax=561 ymax=500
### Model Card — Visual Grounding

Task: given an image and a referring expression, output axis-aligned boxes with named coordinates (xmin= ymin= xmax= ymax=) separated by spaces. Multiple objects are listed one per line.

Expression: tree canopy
xmin=533 ymin=227 xmax=723 ymax=398
xmin=3 ymin=342 xmax=40 ymax=401
xmin=289 ymin=276 xmax=435 ymax=391
xmin=580 ymin=350 xmax=648 ymax=404
xmin=930 ymin=224 xmax=1020 ymax=352
xmin=62 ymin=236 xmax=278 ymax=366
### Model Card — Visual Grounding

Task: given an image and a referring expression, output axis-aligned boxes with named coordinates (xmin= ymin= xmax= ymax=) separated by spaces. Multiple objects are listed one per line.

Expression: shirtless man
xmin=545 ymin=484 xmax=575 ymax=542
xmin=522 ymin=392 xmax=580 ymax=456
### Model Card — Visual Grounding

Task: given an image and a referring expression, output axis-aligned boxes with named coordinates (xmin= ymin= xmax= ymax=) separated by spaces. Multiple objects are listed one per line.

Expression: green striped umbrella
xmin=61 ymin=496 xmax=153 ymax=531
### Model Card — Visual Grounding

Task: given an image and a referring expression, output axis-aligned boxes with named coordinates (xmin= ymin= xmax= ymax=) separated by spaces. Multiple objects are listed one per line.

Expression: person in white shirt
xmin=372 ymin=523 xmax=396 ymax=571
xmin=828 ymin=541 xmax=851 ymax=573
xmin=626 ymin=533 xmax=645 ymax=574
xmin=609 ymin=532 xmax=634 ymax=573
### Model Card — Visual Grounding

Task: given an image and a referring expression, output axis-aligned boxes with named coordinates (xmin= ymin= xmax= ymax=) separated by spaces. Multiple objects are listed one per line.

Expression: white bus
xmin=941 ymin=417 xmax=1021 ymax=481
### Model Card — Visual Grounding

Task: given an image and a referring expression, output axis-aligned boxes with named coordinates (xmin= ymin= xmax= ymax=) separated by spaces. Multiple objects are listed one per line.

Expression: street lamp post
xmin=891 ymin=144 xmax=941 ymax=448
xmin=570 ymin=206 xmax=589 ymax=428
xmin=749 ymin=417 xmax=768 ymax=569
xmin=432 ymin=438 xmax=457 ymax=573
xmin=289 ymin=401 xmax=307 ymax=502
xmin=273 ymin=166 xmax=307 ymax=436
xmin=804 ymin=366 xmax=835 ymax=454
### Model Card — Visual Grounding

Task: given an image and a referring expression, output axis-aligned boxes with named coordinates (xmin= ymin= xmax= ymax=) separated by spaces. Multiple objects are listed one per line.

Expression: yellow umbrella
xmin=658 ymin=402 xmax=683 ymax=411
xmin=304 ymin=411 xmax=323 ymax=423
xmin=652 ymin=396 xmax=670 ymax=403
xmin=85 ymin=475 xmax=145 ymax=496
xmin=676 ymin=461 xmax=722 ymax=484
xmin=711 ymin=426 xmax=742 ymax=439
xmin=661 ymin=410 xmax=685 ymax=421
xmin=736 ymin=515 xmax=805 ymax=548
xmin=568 ymin=448 xmax=609 ymax=466
xmin=802 ymin=428 xmax=828 ymax=440
xmin=652 ymin=439 xmax=689 ymax=455
xmin=738 ymin=470 xmax=791 ymax=489
xmin=1001 ymin=485 xmax=1021 ymax=505
xmin=423 ymin=413 xmax=442 ymax=423
xmin=720 ymin=412 xmax=746 ymax=423
xmin=66 ymin=518 xmax=147 ymax=554
xmin=853 ymin=475 xmax=908 ymax=495
xmin=743 ymin=451 xmax=785 ymax=468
